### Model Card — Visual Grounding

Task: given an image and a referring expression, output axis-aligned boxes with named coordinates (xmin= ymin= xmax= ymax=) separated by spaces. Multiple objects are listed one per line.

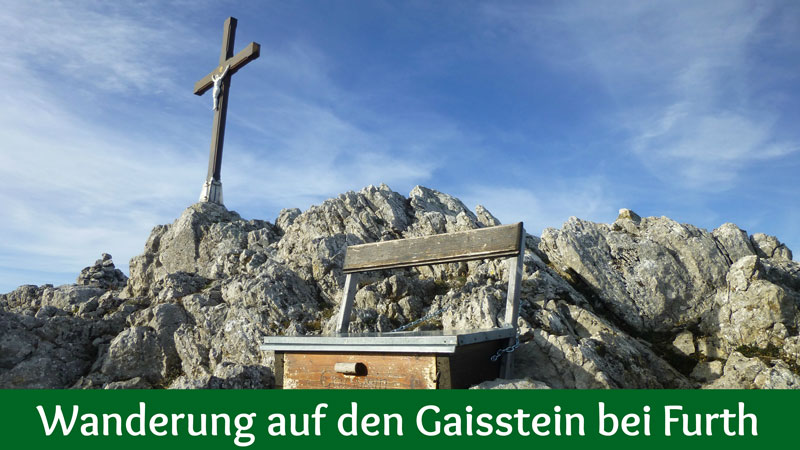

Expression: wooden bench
xmin=261 ymin=222 xmax=525 ymax=389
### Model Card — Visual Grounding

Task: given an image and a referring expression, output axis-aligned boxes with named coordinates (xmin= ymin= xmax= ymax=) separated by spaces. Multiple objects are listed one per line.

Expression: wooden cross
xmin=194 ymin=17 xmax=260 ymax=205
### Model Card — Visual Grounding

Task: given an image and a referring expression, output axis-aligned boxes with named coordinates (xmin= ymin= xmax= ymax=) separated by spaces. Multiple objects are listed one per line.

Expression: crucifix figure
xmin=211 ymin=64 xmax=230 ymax=111
xmin=194 ymin=17 xmax=260 ymax=205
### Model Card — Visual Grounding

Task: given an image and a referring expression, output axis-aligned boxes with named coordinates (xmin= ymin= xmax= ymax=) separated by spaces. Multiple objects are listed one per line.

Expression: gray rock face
xmin=1 ymin=187 xmax=797 ymax=390
xmin=713 ymin=223 xmax=755 ymax=264
xmin=751 ymin=233 xmax=793 ymax=260
xmin=705 ymin=352 xmax=800 ymax=389
xmin=538 ymin=209 xmax=799 ymax=389
xmin=672 ymin=331 xmax=695 ymax=357
xmin=702 ymin=256 xmax=799 ymax=352
xmin=0 ymin=309 xmax=123 ymax=388
xmin=691 ymin=360 xmax=724 ymax=383
xmin=77 ymin=253 xmax=128 ymax=289
xmin=540 ymin=215 xmax=731 ymax=334
xmin=471 ymin=378 xmax=551 ymax=389
xmin=101 ymin=326 xmax=166 ymax=384
xmin=124 ymin=202 xmax=277 ymax=299
xmin=514 ymin=301 xmax=692 ymax=389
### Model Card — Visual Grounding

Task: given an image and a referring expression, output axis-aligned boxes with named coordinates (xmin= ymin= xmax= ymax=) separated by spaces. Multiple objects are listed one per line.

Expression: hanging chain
xmin=490 ymin=329 xmax=521 ymax=361
xmin=391 ymin=305 xmax=451 ymax=333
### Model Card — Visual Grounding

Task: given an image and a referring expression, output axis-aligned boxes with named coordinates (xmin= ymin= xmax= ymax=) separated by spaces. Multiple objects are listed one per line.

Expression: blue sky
xmin=1 ymin=0 xmax=798 ymax=293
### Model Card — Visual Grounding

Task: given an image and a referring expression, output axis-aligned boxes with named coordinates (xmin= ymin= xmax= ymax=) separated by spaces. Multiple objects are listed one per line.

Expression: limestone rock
xmin=40 ymin=285 xmax=107 ymax=311
xmin=1 ymin=184 xmax=798 ymax=390
xmin=691 ymin=360 xmax=724 ymax=383
xmin=471 ymin=378 xmax=551 ymax=389
xmin=475 ymin=205 xmax=501 ymax=228
xmin=751 ymin=233 xmax=793 ymax=260
xmin=705 ymin=352 xmax=800 ymax=389
xmin=540 ymin=216 xmax=729 ymax=333
xmin=124 ymin=202 xmax=277 ymax=298
xmin=77 ymin=253 xmax=128 ymax=289
xmin=514 ymin=303 xmax=692 ymax=389
xmin=406 ymin=186 xmax=480 ymax=237
xmin=712 ymin=223 xmax=755 ymax=264
xmin=696 ymin=336 xmax=728 ymax=360
xmin=105 ymin=377 xmax=152 ymax=389
xmin=762 ymin=258 xmax=800 ymax=293
xmin=672 ymin=331 xmax=695 ymax=357
xmin=0 ymin=309 xmax=121 ymax=388
xmin=277 ymin=184 xmax=410 ymax=303
xmin=275 ymin=208 xmax=301 ymax=234
xmin=101 ymin=326 xmax=167 ymax=385
xmin=617 ymin=208 xmax=642 ymax=222
xmin=169 ymin=363 xmax=272 ymax=389
xmin=702 ymin=255 xmax=799 ymax=351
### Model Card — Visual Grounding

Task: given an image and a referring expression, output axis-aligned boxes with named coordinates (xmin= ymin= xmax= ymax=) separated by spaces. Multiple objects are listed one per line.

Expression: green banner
xmin=0 ymin=390 xmax=789 ymax=449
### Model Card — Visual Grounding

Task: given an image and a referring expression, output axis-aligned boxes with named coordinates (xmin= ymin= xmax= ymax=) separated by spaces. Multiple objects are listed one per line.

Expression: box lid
xmin=260 ymin=327 xmax=515 ymax=354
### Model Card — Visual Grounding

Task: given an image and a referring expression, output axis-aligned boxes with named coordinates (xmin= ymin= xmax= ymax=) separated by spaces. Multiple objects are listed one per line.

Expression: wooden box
xmin=263 ymin=328 xmax=514 ymax=389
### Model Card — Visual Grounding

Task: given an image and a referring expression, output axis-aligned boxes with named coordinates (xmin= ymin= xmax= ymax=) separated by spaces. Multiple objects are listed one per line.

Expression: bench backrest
xmin=343 ymin=223 xmax=523 ymax=273
xmin=336 ymin=222 xmax=525 ymax=337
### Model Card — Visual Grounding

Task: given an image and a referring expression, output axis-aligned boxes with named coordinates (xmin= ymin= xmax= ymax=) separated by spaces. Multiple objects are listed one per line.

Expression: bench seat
xmin=260 ymin=327 xmax=515 ymax=353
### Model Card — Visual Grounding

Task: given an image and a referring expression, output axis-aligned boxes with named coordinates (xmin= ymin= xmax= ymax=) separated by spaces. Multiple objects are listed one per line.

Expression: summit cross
xmin=194 ymin=17 xmax=260 ymax=205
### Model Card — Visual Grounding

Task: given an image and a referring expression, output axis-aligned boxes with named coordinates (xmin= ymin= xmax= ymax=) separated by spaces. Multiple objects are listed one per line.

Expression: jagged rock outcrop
xmin=702 ymin=255 xmax=799 ymax=352
xmin=539 ymin=211 xmax=731 ymax=334
xmin=705 ymin=351 xmax=800 ymax=389
xmin=539 ymin=209 xmax=800 ymax=388
xmin=124 ymin=203 xmax=277 ymax=299
xmin=471 ymin=378 xmax=551 ymax=389
xmin=77 ymin=253 xmax=128 ymax=290
xmin=1 ymin=185 xmax=797 ymax=389
xmin=0 ymin=304 xmax=128 ymax=388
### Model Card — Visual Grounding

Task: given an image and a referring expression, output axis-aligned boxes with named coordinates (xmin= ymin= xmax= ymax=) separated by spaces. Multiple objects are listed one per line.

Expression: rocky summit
xmin=2 ymin=185 xmax=799 ymax=389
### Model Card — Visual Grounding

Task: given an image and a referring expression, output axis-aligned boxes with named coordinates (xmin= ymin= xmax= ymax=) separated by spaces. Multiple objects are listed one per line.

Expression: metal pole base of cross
xmin=199 ymin=178 xmax=224 ymax=205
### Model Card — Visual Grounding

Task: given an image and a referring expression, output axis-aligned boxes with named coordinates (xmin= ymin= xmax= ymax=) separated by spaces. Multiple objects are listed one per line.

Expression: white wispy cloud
xmin=218 ymin=36 xmax=467 ymax=213
xmin=632 ymin=105 xmax=797 ymax=188
xmin=482 ymin=0 xmax=798 ymax=190
xmin=0 ymin=67 xmax=201 ymax=287
xmin=0 ymin=2 xmax=457 ymax=291
xmin=222 ymin=92 xmax=457 ymax=212
xmin=0 ymin=1 xmax=200 ymax=96
xmin=3 ymin=1 xmax=795 ymax=293
xmin=460 ymin=177 xmax=620 ymax=237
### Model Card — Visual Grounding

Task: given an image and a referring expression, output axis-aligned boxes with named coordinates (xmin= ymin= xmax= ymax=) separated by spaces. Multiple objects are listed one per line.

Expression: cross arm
xmin=193 ymin=42 xmax=261 ymax=95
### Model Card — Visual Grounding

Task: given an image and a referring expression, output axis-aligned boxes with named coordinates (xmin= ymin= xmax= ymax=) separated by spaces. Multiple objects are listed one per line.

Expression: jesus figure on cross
xmin=193 ymin=17 xmax=260 ymax=205
xmin=211 ymin=65 xmax=230 ymax=111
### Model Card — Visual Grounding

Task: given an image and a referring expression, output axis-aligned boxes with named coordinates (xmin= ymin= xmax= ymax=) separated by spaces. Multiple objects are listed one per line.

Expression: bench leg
xmin=500 ymin=229 xmax=524 ymax=379
xmin=500 ymin=339 xmax=514 ymax=379
xmin=335 ymin=273 xmax=358 ymax=333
